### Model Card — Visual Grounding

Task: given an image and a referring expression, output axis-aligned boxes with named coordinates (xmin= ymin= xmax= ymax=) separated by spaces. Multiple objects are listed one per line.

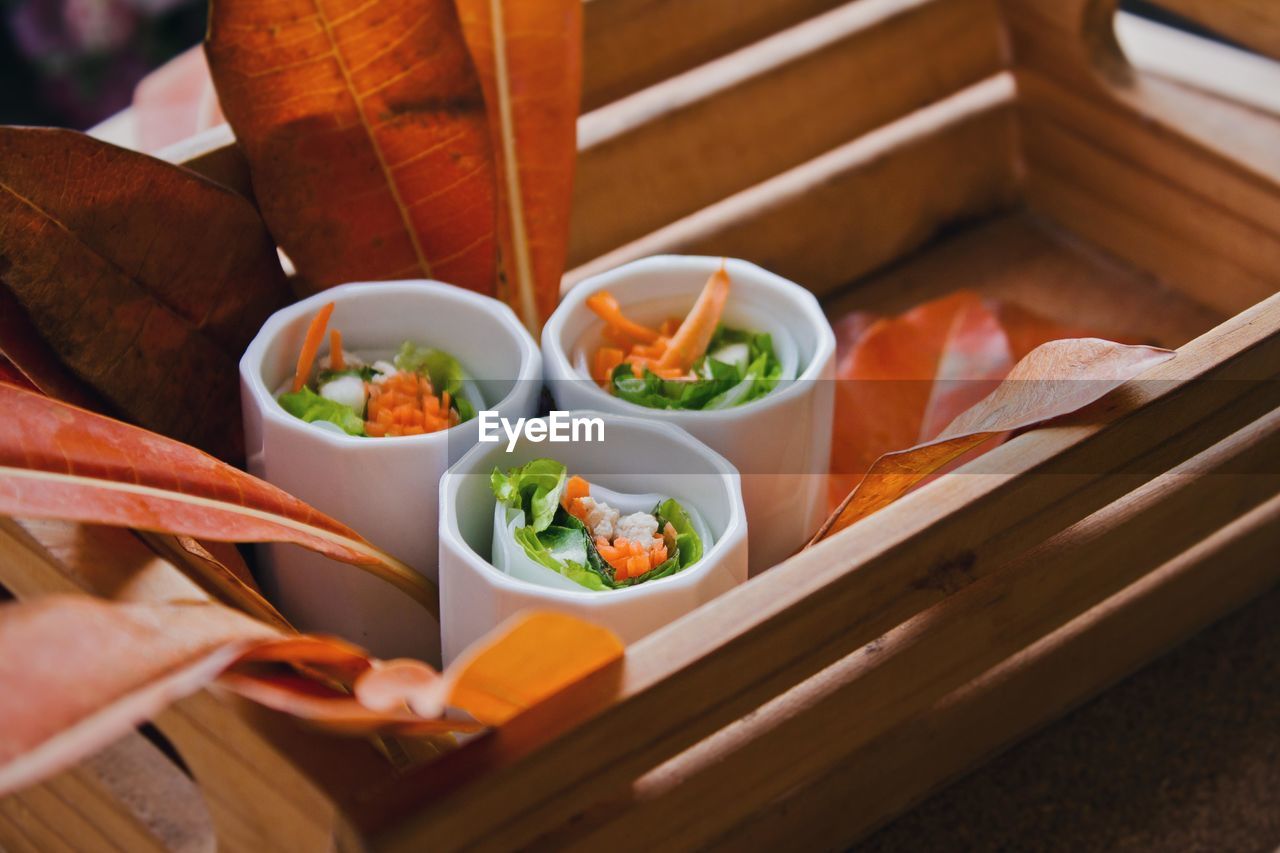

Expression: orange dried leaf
xmin=0 ymin=287 xmax=109 ymax=413
xmin=218 ymin=671 xmax=482 ymax=736
xmin=0 ymin=355 xmax=37 ymax=392
xmin=829 ymin=292 xmax=1010 ymax=508
xmin=206 ymin=0 xmax=497 ymax=295
xmin=0 ymin=596 xmax=276 ymax=795
xmin=0 ymin=127 xmax=290 ymax=462
xmin=814 ymin=339 xmax=1175 ymax=543
xmin=354 ymin=658 xmax=442 ymax=714
xmin=455 ymin=0 xmax=582 ymax=331
xmin=0 ymin=384 xmax=437 ymax=615
xmin=0 ymin=598 xmax=622 ymax=795
xmin=136 ymin=532 xmax=291 ymax=632
xmin=995 ymin=301 xmax=1117 ymax=362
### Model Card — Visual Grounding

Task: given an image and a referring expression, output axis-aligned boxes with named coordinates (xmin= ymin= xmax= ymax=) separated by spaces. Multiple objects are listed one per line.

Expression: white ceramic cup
xmin=542 ymin=256 xmax=835 ymax=573
xmin=438 ymin=412 xmax=748 ymax=665
xmin=240 ymin=281 xmax=542 ymax=664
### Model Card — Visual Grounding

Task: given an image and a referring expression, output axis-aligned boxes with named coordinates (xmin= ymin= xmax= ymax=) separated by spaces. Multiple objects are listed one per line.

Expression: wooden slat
xmin=823 ymin=214 xmax=1223 ymax=349
xmin=1004 ymin=1 xmax=1280 ymax=187
xmin=1000 ymin=0 xmax=1123 ymax=88
xmin=1023 ymin=103 xmax=1280 ymax=282
xmin=554 ymin=406 xmax=1280 ymax=850
xmin=0 ymin=795 xmax=77 ymax=853
xmin=1115 ymin=11 xmax=1280 ymax=117
xmin=0 ymin=732 xmax=215 ymax=853
xmin=368 ymin=289 xmax=1280 ymax=850
xmin=1026 ymin=167 xmax=1272 ymax=318
xmin=708 ymin=473 xmax=1280 ymax=850
xmin=570 ymin=75 xmax=1021 ymax=296
xmin=581 ymin=0 xmax=849 ymax=109
xmin=1021 ymin=115 xmax=1280 ymax=315
xmin=570 ymin=0 xmax=1006 ymax=265
xmin=1016 ymin=69 xmax=1280 ymax=237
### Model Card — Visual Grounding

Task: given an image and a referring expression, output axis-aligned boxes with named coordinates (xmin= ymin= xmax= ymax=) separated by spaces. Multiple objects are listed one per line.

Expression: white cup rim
xmin=542 ymin=255 xmax=836 ymax=422
xmin=439 ymin=411 xmax=747 ymax=602
xmin=240 ymin=280 xmax=542 ymax=450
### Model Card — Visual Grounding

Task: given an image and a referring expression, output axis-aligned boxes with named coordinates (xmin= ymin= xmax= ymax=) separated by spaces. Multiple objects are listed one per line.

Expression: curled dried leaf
xmin=0 ymin=596 xmax=623 ymax=796
xmin=0 ymin=127 xmax=290 ymax=461
xmin=0 ymin=384 xmax=438 ymax=616
xmin=205 ymin=0 xmax=497 ymax=294
xmin=454 ymin=0 xmax=582 ymax=330
xmin=829 ymin=292 xmax=1011 ymax=509
xmin=814 ymin=338 xmax=1175 ymax=543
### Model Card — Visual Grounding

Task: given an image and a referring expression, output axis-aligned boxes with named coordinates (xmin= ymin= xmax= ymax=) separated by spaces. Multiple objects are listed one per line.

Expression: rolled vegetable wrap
xmin=579 ymin=264 xmax=799 ymax=411
xmin=274 ymin=303 xmax=483 ymax=438
xmin=491 ymin=458 xmax=711 ymax=592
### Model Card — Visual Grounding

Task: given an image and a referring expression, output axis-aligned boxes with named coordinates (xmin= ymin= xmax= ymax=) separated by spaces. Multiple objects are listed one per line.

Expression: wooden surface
xmin=569 ymin=75 xmax=1021 ymax=297
xmin=572 ymin=0 xmax=1005 ymax=265
xmin=1116 ymin=11 xmax=1280 ymax=116
xmin=581 ymin=0 xmax=849 ymax=109
xmin=824 ymin=213 xmax=1223 ymax=348
xmin=0 ymin=732 xmax=214 ymax=853
xmin=586 ymin=411 xmax=1280 ymax=850
xmin=854 ymin=580 xmax=1280 ymax=851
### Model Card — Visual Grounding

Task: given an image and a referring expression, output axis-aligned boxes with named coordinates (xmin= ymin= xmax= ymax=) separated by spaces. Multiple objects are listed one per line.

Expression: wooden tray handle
xmin=1144 ymin=0 xmax=1280 ymax=63
xmin=1006 ymin=0 xmax=1280 ymax=84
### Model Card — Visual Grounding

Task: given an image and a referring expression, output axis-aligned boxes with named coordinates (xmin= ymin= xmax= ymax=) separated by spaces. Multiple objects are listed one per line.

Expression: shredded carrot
xmin=329 ymin=329 xmax=345 ymax=371
xmin=364 ymin=370 xmax=455 ymax=437
xmin=562 ymin=475 xmax=592 ymax=522
xmin=626 ymin=357 xmax=685 ymax=380
xmin=291 ymin=302 xmax=335 ymax=392
xmin=564 ymin=475 xmax=590 ymax=505
xmin=588 ymin=265 xmax=733 ymax=392
xmin=658 ymin=264 xmax=731 ymax=372
xmin=596 ymin=535 xmax=667 ymax=580
xmin=592 ymin=348 xmax=625 ymax=384
xmin=585 ymin=292 xmax=660 ymax=344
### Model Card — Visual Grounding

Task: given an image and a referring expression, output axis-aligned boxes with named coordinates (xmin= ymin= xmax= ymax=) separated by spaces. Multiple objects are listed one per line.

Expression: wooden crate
xmin=4 ymin=0 xmax=1280 ymax=849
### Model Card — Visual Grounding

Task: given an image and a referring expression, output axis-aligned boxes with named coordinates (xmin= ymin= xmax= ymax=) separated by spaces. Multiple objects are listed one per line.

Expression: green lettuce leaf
xmin=494 ymin=464 xmax=706 ymax=591
xmin=654 ymin=497 xmax=703 ymax=568
xmin=277 ymin=387 xmax=365 ymax=436
xmin=557 ymin=508 xmax=615 ymax=582
xmin=490 ymin=458 xmax=568 ymax=533
xmin=513 ymin=525 xmax=609 ymax=591
xmin=609 ymin=325 xmax=781 ymax=411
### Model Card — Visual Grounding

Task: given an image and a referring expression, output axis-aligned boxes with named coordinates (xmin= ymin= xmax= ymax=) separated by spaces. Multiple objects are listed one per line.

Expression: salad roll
xmin=437 ymin=412 xmax=748 ymax=663
xmin=582 ymin=264 xmax=792 ymax=411
xmin=542 ymin=256 xmax=836 ymax=574
xmin=276 ymin=302 xmax=481 ymax=437
xmin=241 ymin=281 xmax=543 ymax=664
xmin=491 ymin=458 xmax=710 ymax=591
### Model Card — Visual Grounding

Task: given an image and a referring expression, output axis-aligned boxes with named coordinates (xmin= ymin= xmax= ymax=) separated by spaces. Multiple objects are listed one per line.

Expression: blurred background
xmin=0 ymin=0 xmax=1242 ymax=131
xmin=0 ymin=0 xmax=206 ymax=128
